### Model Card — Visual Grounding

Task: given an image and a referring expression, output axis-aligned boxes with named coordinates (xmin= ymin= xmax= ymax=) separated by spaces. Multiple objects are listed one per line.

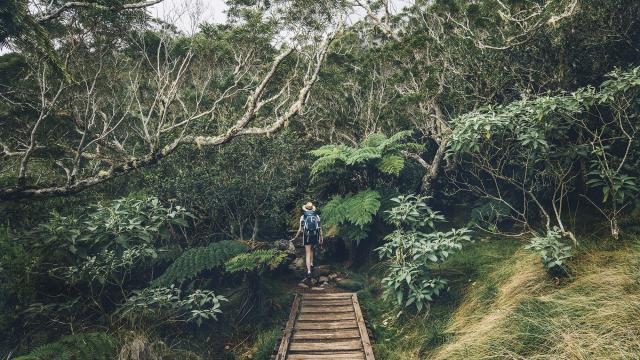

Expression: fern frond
xmin=346 ymin=190 xmax=382 ymax=226
xmin=377 ymin=154 xmax=405 ymax=175
xmin=152 ymin=240 xmax=247 ymax=286
xmin=346 ymin=146 xmax=382 ymax=165
xmin=309 ymin=144 xmax=352 ymax=177
xmin=322 ymin=190 xmax=381 ymax=228
xmin=322 ymin=194 xmax=346 ymax=228
xmin=224 ymin=249 xmax=287 ymax=273
xmin=16 ymin=332 xmax=117 ymax=360
xmin=361 ymin=133 xmax=387 ymax=147
xmin=382 ymin=130 xmax=414 ymax=148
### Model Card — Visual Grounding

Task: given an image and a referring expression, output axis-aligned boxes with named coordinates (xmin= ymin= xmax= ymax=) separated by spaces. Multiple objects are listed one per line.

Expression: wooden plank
xmin=296 ymin=321 xmax=359 ymax=330
xmin=301 ymin=305 xmax=353 ymax=313
xmin=289 ymin=340 xmax=363 ymax=352
xmin=300 ymin=299 xmax=353 ymax=306
xmin=352 ymin=293 xmax=375 ymax=360
xmin=287 ymin=352 xmax=365 ymax=360
xmin=292 ymin=329 xmax=360 ymax=341
xmin=287 ymin=352 xmax=366 ymax=359
xmin=298 ymin=312 xmax=355 ymax=321
xmin=275 ymin=293 xmax=301 ymax=360
xmin=303 ymin=293 xmax=353 ymax=299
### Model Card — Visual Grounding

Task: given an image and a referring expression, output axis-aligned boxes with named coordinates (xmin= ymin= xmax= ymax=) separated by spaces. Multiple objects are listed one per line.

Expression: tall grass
xmin=360 ymin=237 xmax=640 ymax=359
xmin=432 ymin=241 xmax=640 ymax=359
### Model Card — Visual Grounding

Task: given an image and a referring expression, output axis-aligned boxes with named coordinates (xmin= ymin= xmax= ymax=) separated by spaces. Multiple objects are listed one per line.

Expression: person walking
xmin=291 ymin=202 xmax=323 ymax=279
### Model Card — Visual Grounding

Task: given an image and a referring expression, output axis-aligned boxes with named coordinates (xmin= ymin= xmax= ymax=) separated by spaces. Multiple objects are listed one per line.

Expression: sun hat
xmin=302 ymin=202 xmax=316 ymax=211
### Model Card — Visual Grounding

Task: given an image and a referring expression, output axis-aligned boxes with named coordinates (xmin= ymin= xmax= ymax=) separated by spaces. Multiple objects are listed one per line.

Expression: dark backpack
xmin=302 ymin=210 xmax=319 ymax=235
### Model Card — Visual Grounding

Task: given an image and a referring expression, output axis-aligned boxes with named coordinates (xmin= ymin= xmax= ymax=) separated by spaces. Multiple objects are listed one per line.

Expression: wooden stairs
xmin=273 ymin=292 xmax=375 ymax=360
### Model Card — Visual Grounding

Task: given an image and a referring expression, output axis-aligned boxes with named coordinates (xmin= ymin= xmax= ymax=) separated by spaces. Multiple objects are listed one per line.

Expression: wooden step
xmin=287 ymin=352 xmax=366 ymax=359
xmin=300 ymin=305 xmax=353 ymax=313
xmin=298 ymin=312 xmax=356 ymax=321
xmin=289 ymin=340 xmax=363 ymax=352
xmin=287 ymin=352 xmax=365 ymax=360
xmin=292 ymin=329 xmax=360 ymax=341
xmin=296 ymin=320 xmax=359 ymax=330
xmin=301 ymin=299 xmax=354 ymax=306
xmin=303 ymin=293 xmax=353 ymax=299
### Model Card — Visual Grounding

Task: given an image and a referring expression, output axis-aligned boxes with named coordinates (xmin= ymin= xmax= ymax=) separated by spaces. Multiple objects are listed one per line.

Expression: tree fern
xmin=310 ymin=131 xmax=421 ymax=178
xmin=346 ymin=146 xmax=382 ymax=165
xmin=378 ymin=154 xmax=405 ymax=176
xmin=15 ymin=332 xmax=117 ymax=360
xmin=152 ymin=240 xmax=247 ymax=286
xmin=323 ymin=190 xmax=381 ymax=228
xmin=0 ymin=0 xmax=72 ymax=82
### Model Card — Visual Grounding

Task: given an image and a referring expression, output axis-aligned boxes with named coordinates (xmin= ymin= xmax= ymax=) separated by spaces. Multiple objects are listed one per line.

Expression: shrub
xmin=117 ymin=286 xmax=226 ymax=327
xmin=525 ymin=228 xmax=572 ymax=274
xmin=377 ymin=194 xmax=472 ymax=312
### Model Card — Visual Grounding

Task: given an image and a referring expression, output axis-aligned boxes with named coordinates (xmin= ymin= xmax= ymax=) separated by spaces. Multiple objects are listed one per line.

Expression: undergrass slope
xmin=360 ymin=238 xmax=640 ymax=359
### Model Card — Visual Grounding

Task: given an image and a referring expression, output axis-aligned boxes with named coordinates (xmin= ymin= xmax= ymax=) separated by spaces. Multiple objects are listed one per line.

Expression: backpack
xmin=302 ymin=210 xmax=319 ymax=235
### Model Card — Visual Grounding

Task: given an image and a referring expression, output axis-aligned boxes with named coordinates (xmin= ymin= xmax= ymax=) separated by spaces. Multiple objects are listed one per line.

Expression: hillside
xmin=358 ymin=238 xmax=640 ymax=359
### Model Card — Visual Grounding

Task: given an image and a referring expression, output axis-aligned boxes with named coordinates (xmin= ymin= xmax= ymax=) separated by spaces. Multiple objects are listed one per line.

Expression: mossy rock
xmin=336 ymin=279 xmax=364 ymax=291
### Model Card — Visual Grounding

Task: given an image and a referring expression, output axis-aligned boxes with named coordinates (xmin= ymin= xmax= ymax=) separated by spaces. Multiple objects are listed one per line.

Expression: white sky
xmin=149 ymin=0 xmax=414 ymax=33
xmin=148 ymin=0 xmax=229 ymax=33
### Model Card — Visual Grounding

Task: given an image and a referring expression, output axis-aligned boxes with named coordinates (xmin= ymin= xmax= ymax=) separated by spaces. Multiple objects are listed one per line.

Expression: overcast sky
xmin=148 ymin=0 xmax=414 ymax=33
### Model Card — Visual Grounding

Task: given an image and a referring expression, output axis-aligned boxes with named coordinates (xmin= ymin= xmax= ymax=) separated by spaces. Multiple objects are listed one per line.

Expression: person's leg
xmin=305 ymin=244 xmax=312 ymax=274
xmin=310 ymin=244 xmax=314 ymax=269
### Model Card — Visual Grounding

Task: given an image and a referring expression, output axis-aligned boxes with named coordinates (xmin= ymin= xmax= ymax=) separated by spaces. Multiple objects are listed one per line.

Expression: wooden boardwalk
xmin=274 ymin=292 xmax=375 ymax=360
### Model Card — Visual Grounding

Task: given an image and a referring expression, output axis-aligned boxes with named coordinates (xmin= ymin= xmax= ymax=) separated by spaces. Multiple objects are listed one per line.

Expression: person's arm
xmin=318 ymin=215 xmax=324 ymax=245
xmin=291 ymin=217 xmax=302 ymax=240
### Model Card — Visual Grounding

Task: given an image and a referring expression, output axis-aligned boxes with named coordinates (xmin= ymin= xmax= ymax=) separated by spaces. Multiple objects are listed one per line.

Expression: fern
xmin=152 ymin=240 xmax=247 ymax=286
xmin=224 ymin=249 xmax=288 ymax=273
xmin=323 ymin=190 xmax=381 ymax=228
xmin=225 ymin=249 xmax=287 ymax=273
xmin=378 ymin=154 xmax=405 ymax=175
xmin=310 ymin=131 xmax=419 ymax=178
xmin=346 ymin=146 xmax=382 ymax=165
xmin=15 ymin=332 xmax=117 ymax=360
xmin=309 ymin=144 xmax=352 ymax=176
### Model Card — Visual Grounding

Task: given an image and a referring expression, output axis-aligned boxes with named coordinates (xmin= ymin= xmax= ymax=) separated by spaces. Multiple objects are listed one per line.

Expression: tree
xmin=0 ymin=12 xmax=341 ymax=201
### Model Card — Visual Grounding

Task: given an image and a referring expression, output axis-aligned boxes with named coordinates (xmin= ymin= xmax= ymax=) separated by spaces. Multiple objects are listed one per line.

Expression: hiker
xmin=291 ymin=202 xmax=323 ymax=279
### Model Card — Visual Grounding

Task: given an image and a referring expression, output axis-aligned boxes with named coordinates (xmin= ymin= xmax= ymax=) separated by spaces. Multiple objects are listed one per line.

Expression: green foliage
xmin=377 ymin=194 xmax=472 ymax=312
xmin=322 ymin=190 xmax=381 ymax=242
xmin=35 ymin=196 xmax=194 ymax=286
xmin=15 ymin=332 xmax=117 ymax=360
xmin=0 ymin=0 xmax=72 ymax=82
xmin=586 ymin=160 xmax=639 ymax=205
xmin=525 ymin=228 xmax=573 ymax=273
xmin=224 ymin=249 xmax=288 ymax=273
xmin=118 ymin=286 xmax=226 ymax=326
xmin=153 ymin=240 xmax=248 ymax=287
xmin=310 ymin=130 xmax=421 ymax=178
xmin=247 ymin=328 xmax=280 ymax=360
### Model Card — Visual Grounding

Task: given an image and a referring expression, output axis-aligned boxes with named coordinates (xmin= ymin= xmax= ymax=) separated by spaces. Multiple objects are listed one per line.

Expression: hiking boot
xmin=306 ymin=271 xmax=312 ymax=279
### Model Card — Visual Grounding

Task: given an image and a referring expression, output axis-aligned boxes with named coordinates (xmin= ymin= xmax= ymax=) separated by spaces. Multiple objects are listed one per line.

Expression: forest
xmin=1 ymin=0 xmax=639 ymax=359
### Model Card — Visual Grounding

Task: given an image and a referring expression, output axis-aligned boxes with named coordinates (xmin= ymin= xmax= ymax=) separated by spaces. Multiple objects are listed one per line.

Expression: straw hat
xmin=302 ymin=202 xmax=316 ymax=211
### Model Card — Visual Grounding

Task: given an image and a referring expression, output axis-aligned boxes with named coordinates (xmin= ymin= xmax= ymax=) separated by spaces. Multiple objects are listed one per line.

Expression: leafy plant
xmin=377 ymin=194 xmax=472 ymax=312
xmin=322 ymin=190 xmax=382 ymax=243
xmin=15 ymin=332 xmax=117 ymax=360
xmin=310 ymin=130 xmax=421 ymax=178
xmin=152 ymin=240 xmax=248 ymax=287
xmin=525 ymin=228 xmax=572 ymax=274
xmin=224 ymin=249 xmax=287 ymax=273
xmin=118 ymin=286 xmax=227 ymax=327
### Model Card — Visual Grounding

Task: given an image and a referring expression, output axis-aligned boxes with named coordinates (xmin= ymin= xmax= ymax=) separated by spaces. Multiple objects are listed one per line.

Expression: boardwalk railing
xmin=274 ymin=292 xmax=375 ymax=360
